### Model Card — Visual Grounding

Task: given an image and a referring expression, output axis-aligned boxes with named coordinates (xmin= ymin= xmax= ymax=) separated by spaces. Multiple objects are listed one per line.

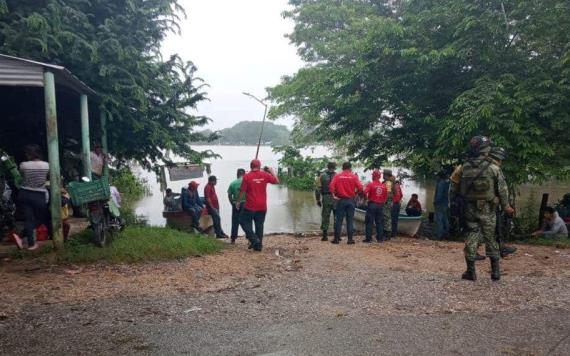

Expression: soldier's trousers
xmin=383 ymin=198 xmax=393 ymax=238
xmin=320 ymin=194 xmax=335 ymax=232
xmin=464 ymin=201 xmax=500 ymax=261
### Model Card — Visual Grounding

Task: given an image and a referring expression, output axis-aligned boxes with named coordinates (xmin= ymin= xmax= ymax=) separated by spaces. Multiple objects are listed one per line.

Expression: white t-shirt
xmin=91 ymin=152 xmax=104 ymax=175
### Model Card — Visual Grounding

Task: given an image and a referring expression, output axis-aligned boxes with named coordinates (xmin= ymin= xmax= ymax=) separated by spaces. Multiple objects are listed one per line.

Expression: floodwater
xmin=134 ymin=145 xmax=570 ymax=234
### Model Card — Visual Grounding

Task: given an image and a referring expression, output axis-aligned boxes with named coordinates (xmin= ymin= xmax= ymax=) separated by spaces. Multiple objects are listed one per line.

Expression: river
xmin=134 ymin=145 xmax=570 ymax=233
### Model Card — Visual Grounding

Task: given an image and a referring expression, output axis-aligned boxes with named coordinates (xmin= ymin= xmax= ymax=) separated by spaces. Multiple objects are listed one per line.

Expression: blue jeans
xmin=207 ymin=206 xmax=224 ymax=237
xmin=18 ymin=189 xmax=48 ymax=246
xmin=334 ymin=198 xmax=355 ymax=241
xmin=365 ymin=202 xmax=384 ymax=241
xmin=184 ymin=207 xmax=201 ymax=227
xmin=435 ymin=204 xmax=450 ymax=240
xmin=231 ymin=202 xmax=245 ymax=239
xmin=391 ymin=203 xmax=401 ymax=237
xmin=240 ymin=208 xmax=266 ymax=248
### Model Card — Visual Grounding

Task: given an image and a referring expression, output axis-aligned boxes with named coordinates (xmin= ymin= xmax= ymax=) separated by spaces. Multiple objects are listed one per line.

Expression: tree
xmin=0 ymin=0 xmax=214 ymax=168
xmin=269 ymin=0 xmax=570 ymax=185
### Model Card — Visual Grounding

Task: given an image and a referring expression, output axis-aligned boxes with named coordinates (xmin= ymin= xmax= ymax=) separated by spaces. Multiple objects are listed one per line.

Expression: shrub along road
xmin=1 ymin=235 xmax=570 ymax=355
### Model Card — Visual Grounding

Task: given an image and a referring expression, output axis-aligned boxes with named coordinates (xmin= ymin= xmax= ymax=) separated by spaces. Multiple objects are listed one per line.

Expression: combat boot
xmin=461 ymin=258 xmax=477 ymax=281
xmin=347 ymin=238 xmax=355 ymax=245
xmin=321 ymin=230 xmax=328 ymax=242
xmin=331 ymin=237 xmax=340 ymax=244
xmin=490 ymin=258 xmax=501 ymax=281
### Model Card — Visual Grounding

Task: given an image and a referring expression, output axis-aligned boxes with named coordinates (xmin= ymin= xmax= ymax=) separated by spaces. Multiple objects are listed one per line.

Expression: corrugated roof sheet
xmin=0 ymin=54 xmax=96 ymax=95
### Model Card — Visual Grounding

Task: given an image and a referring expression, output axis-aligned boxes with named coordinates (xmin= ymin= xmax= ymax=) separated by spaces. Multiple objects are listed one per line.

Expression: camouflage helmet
xmin=489 ymin=146 xmax=507 ymax=161
xmin=467 ymin=136 xmax=492 ymax=157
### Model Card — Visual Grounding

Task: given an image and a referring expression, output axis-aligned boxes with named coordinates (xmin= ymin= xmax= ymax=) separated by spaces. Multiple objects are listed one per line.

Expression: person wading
xmin=330 ymin=161 xmax=364 ymax=245
xmin=363 ymin=169 xmax=387 ymax=243
xmin=450 ymin=136 xmax=513 ymax=281
xmin=238 ymin=160 xmax=279 ymax=252
xmin=315 ymin=161 xmax=337 ymax=241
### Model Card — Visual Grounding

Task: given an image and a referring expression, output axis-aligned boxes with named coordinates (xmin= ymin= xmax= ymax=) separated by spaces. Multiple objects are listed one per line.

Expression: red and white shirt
xmin=364 ymin=180 xmax=388 ymax=204
xmin=240 ymin=170 xmax=279 ymax=212
xmin=330 ymin=169 xmax=364 ymax=199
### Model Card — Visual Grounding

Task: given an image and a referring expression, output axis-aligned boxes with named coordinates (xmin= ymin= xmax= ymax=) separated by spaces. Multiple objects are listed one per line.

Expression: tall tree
xmin=0 ymin=0 xmax=213 ymax=168
xmin=270 ymin=0 xmax=570 ymax=185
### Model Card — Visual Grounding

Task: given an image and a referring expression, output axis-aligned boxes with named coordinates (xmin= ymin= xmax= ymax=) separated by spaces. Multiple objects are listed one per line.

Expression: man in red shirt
xmin=364 ymin=170 xmax=388 ymax=242
xmin=204 ymin=175 xmax=228 ymax=239
xmin=238 ymin=159 xmax=279 ymax=251
xmin=330 ymin=161 xmax=364 ymax=244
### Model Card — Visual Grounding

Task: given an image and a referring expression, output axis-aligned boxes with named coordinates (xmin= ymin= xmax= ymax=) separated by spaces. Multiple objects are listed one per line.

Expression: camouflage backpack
xmin=459 ymin=158 xmax=495 ymax=201
xmin=320 ymin=171 xmax=336 ymax=194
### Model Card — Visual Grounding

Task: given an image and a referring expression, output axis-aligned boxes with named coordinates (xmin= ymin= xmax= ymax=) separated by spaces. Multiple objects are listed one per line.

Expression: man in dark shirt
xmin=204 ymin=176 xmax=228 ymax=239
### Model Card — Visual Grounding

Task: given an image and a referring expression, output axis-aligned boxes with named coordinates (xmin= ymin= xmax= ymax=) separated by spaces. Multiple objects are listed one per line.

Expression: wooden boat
xmin=354 ymin=208 xmax=422 ymax=237
xmin=159 ymin=163 xmax=214 ymax=234
xmin=162 ymin=210 xmax=213 ymax=234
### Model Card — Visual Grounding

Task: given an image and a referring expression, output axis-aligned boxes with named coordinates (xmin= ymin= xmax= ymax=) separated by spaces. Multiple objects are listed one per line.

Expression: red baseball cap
xmin=250 ymin=159 xmax=261 ymax=169
xmin=189 ymin=181 xmax=200 ymax=189
xmin=372 ymin=170 xmax=382 ymax=179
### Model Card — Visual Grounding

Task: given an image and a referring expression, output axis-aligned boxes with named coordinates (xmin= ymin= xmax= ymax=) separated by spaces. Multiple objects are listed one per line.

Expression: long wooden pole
xmin=255 ymin=104 xmax=268 ymax=160
xmin=44 ymin=71 xmax=63 ymax=249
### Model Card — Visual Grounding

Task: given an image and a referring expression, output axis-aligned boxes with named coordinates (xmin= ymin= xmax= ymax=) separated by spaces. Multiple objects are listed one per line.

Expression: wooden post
xmin=538 ymin=193 xmax=549 ymax=229
xmin=44 ymin=71 xmax=63 ymax=249
xmin=80 ymin=94 xmax=91 ymax=179
xmin=100 ymin=110 xmax=109 ymax=176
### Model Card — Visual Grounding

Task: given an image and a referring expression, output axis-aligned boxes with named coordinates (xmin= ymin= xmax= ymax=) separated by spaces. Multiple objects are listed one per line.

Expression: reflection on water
xmin=134 ymin=145 xmax=570 ymax=233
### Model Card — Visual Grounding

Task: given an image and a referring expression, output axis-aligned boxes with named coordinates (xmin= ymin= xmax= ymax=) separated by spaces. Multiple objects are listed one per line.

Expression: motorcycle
xmin=69 ymin=176 xmax=125 ymax=247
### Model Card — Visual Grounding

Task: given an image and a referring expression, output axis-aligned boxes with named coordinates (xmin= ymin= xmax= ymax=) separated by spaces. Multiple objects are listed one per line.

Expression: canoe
xmin=162 ymin=210 xmax=213 ymax=235
xmin=354 ymin=208 xmax=422 ymax=237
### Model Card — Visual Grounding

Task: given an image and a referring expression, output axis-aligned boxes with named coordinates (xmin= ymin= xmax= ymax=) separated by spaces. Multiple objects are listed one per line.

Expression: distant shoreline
xmin=191 ymin=144 xmax=276 ymax=147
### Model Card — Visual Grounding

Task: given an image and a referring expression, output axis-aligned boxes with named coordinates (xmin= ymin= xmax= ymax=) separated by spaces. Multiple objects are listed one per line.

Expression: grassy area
xmin=43 ymin=227 xmax=223 ymax=264
xmin=512 ymin=237 xmax=570 ymax=249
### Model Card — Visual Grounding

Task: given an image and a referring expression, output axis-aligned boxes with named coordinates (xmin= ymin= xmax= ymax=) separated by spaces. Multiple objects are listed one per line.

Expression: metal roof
xmin=0 ymin=54 xmax=96 ymax=95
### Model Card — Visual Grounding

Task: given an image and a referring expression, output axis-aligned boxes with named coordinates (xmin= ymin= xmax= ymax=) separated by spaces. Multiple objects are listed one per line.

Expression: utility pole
xmin=243 ymin=92 xmax=269 ymax=159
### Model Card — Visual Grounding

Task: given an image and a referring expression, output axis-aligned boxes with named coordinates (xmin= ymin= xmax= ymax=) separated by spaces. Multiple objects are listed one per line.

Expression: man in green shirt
xmin=228 ymin=168 xmax=246 ymax=243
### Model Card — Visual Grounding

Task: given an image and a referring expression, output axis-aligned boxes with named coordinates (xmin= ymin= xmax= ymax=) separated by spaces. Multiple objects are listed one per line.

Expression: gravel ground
xmin=1 ymin=235 xmax=570 ymax=355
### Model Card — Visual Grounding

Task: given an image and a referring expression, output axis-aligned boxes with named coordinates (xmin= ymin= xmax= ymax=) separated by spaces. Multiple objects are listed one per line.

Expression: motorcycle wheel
xmin=93 ymin=221 xmax=107 ymax=247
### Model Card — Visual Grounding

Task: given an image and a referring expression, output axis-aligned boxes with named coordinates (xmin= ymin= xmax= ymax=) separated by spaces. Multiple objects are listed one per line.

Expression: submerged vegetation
xmin=273 ymin=145 xmax=328 ymax=191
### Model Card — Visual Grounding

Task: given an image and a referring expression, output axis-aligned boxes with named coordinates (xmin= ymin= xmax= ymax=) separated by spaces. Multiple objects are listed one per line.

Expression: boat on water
xmin=354 ymin=208 xmax=422 ymax=237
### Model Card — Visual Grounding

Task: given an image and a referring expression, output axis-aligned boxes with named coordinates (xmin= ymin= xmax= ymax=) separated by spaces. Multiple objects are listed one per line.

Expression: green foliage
xmin=201 ymin=121 xmax=291 ymax=146
xmin=112 ymin=167 xmax=149 ymax=204
xmin=0 ymin=1 xmax=214 ymax=168
xmin=514 ymin=189 xmax=540 ymax=235
xmin=57 ymin=227 xmax=223 ymax=264
xmin=273 ymin=145 xmax=328 ymax=191
xmin=270 ymin=0 xmax=570 ymax=184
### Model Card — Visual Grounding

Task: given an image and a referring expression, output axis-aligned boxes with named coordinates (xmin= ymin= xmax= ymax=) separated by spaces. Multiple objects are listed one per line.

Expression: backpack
xmin=320 ymin=171 xmax=336 ymax=194
xmin=459 ymin=159 xmax=495 ymax=201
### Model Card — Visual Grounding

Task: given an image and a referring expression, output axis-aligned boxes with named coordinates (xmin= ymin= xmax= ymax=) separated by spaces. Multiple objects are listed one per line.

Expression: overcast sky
xmin=161 ymin=0 xmax=304 ymax=130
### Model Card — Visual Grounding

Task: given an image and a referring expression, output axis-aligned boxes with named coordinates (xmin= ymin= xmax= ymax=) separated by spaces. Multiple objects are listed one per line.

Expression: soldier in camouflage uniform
xmin=382 ymin=169 xmax=394 ymax=240
xmin=315 ymin=162 xmax=337 ymax=241
xmin=450 ymin=137 xmax=514 ymax=281
xmin=1 ymin=149 xmax=23 ymax=248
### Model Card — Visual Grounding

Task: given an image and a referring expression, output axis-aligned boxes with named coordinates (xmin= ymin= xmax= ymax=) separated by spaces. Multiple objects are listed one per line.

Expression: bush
xmin=57 ymin=227 xmax=223 ymax=264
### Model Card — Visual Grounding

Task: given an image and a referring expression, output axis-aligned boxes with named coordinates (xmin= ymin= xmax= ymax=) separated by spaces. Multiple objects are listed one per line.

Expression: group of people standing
xmin=315 ymin=162 xmax=403 ymax=244
xmin=169 ymin=159 xmax=279 ymax=252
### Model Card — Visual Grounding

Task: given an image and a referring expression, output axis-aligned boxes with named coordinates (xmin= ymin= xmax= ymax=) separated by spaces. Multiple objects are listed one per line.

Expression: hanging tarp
xmin=167 ymin=164 xmax=204 ymax=181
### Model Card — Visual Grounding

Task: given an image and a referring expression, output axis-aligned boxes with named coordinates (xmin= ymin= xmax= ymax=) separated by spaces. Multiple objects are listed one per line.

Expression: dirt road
xmin=1 ymin=235 xmax=570 ymax=355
